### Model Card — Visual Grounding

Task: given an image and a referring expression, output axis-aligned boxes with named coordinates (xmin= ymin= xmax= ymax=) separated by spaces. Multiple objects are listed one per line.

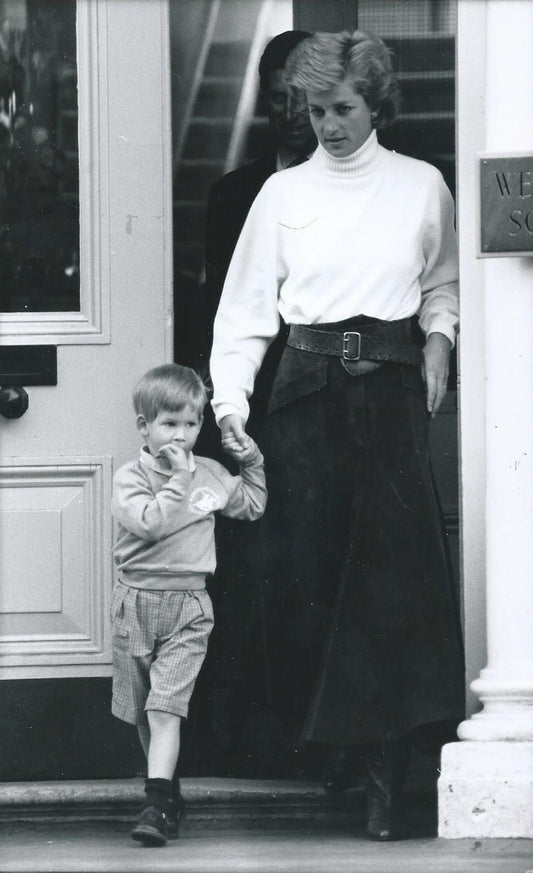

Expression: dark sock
xmin=144 ymin=777 xmax=172 ymax=813
xmin=171 ymin=768 xmax=181 ymax=800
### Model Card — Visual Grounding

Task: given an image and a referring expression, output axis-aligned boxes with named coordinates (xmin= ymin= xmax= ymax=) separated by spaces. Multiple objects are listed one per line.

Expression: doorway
xmin=169 ymin=0 xmax=459 ymax=781
xmin=0 ymin=0 xmax=460 ymax=787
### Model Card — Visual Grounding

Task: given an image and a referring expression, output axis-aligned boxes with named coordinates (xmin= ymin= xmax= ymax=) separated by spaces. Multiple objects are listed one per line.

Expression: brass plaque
xmin=480 ymin=155 xmax=533 ymax=256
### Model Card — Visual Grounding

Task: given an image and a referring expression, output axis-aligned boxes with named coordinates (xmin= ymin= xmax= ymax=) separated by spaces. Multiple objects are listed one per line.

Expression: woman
xmin=210 ymin=30 xmax=464 ymax=840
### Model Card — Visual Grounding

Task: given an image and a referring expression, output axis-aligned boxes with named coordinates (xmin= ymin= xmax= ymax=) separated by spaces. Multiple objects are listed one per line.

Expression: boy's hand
xmin=232 ymin=438 xmax=260 ymax=466
xmin=220 ymin=413 xmax=252 ymax=458
xmin=157 ymin=443 xmax=189 ymax=471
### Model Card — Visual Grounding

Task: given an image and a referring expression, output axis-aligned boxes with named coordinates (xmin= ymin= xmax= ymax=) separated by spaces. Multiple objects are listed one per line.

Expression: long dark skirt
xmin=264 ymin=356 xmax=465 ymax=747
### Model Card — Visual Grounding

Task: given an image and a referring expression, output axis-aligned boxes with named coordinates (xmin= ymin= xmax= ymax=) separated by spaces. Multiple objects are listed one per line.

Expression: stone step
xmin=0 ymin=780 xmax=529 ymax=873
xmin=196 ymin=78 xmax=243 ymax=117
xmin=387 ymin=35 xmax=455 ymax=73
xmin=0 ymin=778 xmax=366 ymax=823
xmin=205 ymin=40 xmax=254 ymax=78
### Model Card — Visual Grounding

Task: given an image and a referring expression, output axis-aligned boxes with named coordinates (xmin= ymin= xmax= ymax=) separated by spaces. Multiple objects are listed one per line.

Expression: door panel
xmin=0 ymin=456 xmax=110 ymax=676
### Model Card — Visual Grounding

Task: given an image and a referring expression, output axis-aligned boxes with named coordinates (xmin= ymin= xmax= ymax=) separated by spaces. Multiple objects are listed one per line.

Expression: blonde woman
xmin=210 ymin=30 xmax=464 ymax=841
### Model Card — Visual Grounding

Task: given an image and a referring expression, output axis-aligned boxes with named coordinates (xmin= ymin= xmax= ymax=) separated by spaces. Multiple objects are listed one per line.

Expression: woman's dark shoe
xmin=131 ymin=804 xmax=168 ymax=846
xmin=323 ymin=745 xmax=353 ymax=795
xmin=366 ymin=790 xmax=409 ymax=841
xmin=365 ymin=740 xmax=410 ymax=841
xmin=166 ymin=793 xmax=187 ymax=839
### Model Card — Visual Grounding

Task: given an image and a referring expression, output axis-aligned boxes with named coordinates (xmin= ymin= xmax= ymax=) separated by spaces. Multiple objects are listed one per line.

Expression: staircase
xmin=380 ymin=34 xmax=456 ymax=196
xmin=172 ymin=2 xmax=274 ymax=281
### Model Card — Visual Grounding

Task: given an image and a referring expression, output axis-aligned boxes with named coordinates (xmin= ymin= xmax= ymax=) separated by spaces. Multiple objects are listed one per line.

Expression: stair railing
xmin=172 ymin=0 xmax=221 ymax=174
xmin=224 ymin=0 xmax=275 ymax=174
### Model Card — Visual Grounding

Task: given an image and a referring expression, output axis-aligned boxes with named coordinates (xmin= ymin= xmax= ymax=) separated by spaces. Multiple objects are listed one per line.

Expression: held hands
xmin=422 ymin=332 xmax=452 ymax=418
xmin=157 ymin=443 xmax=190 ymax=471
xmin=220 ymin=413 xmax=258 ymax=464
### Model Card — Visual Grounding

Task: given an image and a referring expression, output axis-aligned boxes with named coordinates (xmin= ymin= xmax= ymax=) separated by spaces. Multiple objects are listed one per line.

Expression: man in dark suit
xmin=197 ymin=32 xmax=317 ymax=777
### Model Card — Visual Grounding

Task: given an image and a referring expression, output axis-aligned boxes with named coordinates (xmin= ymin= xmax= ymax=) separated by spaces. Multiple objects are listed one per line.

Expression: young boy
xmin=111 ymin=364 xmax=266 ymax=846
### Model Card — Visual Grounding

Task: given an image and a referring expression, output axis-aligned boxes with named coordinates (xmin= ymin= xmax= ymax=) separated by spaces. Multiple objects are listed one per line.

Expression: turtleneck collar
xmin=312 ymin=129 xmax=383 ymax=177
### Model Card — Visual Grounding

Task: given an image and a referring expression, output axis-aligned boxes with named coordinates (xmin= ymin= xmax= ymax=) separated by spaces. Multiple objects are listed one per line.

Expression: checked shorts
xmin=111 ymin=580 xmax=214 ymax=725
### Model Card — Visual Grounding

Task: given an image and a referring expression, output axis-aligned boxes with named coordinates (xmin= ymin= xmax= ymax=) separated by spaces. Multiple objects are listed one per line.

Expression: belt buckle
xmin=343 ymin=331 xmax=361 ymax=361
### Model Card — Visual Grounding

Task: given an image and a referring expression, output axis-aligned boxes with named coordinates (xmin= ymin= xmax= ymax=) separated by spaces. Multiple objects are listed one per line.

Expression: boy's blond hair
xmin=133 ymin=364 xmax=208 ymax=422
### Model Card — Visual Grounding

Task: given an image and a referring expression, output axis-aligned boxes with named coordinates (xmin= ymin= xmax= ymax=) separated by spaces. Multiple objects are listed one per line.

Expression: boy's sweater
xmin=112 ymin=447 xmax=266 ymax=590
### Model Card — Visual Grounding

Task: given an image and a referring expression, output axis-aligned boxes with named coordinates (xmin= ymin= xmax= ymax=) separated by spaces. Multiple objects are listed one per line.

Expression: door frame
xmin=455 ymin=0 xmax=488 ymax=714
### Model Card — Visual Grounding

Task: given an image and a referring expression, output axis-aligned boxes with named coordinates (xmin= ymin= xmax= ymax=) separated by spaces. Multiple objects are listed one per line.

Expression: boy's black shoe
xmin=131 ymin=804 xmax=168 ymax=846
xmin=166 ymin=793 xmax=187 ymax=839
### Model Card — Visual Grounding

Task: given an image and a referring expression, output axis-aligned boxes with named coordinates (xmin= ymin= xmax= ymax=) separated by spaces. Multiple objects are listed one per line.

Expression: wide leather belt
xmin=287 ymin=319 xmax=422 ymax=367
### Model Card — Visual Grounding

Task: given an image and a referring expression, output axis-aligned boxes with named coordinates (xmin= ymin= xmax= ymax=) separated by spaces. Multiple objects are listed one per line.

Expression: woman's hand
xmin=220 ymin=413 xmax=253 ymax=460
xmin=422 ymin=332 xmax=452 ymax=418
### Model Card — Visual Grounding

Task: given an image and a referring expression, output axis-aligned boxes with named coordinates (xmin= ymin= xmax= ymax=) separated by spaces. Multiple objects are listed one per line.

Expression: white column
xmin=439 ymin=0 xmax=533 ymax=838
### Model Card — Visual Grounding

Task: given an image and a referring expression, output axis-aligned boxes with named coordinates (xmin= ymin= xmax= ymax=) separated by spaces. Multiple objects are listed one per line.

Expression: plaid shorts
xmin=111 ymin=581 xmax=214 ymax=725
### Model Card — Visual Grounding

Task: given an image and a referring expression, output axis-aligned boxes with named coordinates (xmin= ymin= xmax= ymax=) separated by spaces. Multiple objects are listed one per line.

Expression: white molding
xmin=455 ymin=0 xmax=488 ymax=715
xmin=0 ymin=0 xmax=111 ymax=346
xmin=159 ymin=0 xmax=174 ymax=364
xmin=440 ymin=0 xmax=533 ymax=838
xmin=0 ymin=456 xmax=113 ymax=678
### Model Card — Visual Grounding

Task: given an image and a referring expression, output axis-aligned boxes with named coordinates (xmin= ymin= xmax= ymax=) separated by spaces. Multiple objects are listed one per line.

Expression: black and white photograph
xmin=0 ymin=1 xmax=532 ymax=871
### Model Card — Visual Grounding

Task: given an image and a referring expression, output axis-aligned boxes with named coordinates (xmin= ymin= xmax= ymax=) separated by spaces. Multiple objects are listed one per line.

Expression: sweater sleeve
xmin=418 ymin=171 xmax=459 ymax=346
xmin=222 ymin=448 xmax=267 ymax=521
xmin=112 ymin=463 xmax=192 ymax=542
xmin=210 ymin=180 xmax=282 ymax=426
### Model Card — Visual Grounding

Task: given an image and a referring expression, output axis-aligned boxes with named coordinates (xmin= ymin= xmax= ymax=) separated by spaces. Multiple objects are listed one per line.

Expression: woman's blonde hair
xmin=133 ymin=364 xmax=208 ymax=423
xmin=285 ymin=30 xmax=400 ymax=129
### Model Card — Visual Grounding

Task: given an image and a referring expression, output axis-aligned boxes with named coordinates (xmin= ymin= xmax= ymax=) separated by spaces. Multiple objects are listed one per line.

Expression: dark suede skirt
xmin=263 ymin=345 xmax=465 ymax=747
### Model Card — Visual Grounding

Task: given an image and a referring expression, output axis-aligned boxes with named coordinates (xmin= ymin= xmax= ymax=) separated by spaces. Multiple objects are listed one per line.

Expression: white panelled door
xmin=0 ymin=0 xmax=173 ymax=679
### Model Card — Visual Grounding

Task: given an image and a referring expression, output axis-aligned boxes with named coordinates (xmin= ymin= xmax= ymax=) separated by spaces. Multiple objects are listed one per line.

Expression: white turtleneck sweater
xmin=210 ymin=130 xmax=459 ymax=425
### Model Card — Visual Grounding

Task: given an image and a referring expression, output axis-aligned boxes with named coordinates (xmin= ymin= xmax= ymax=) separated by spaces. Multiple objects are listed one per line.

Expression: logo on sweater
xmin=189 ymin=486 xmax=220 ymax=515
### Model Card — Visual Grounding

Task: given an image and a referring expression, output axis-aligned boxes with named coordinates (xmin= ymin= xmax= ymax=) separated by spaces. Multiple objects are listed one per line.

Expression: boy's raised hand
xmin=230 ymin=438 xmax=260 ymax=466
xmin=157 ymin=443 xmax=189 ymax=471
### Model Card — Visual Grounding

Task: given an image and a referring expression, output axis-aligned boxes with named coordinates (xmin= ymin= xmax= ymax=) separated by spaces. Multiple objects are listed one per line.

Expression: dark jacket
xmin=205 ymin=152 xmax=276 ymax=323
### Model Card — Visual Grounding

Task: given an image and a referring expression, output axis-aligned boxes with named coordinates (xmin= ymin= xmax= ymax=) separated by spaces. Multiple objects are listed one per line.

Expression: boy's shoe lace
xmin=167 ymin=793 xmax=187 ymax=839
xmin=131 ymin=804 xmax=168 ymax=846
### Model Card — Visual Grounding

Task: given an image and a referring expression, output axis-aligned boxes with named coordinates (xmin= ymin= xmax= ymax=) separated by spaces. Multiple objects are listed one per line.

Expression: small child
xmin=111 ymin=363 xmax=266 ymax=846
